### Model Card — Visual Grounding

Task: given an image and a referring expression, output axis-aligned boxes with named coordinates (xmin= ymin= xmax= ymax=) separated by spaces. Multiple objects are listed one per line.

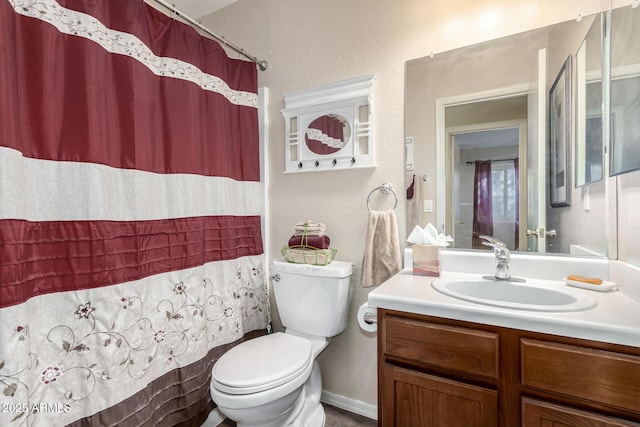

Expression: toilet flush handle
xmin=271 ymin=274 xmax=281 ymax=282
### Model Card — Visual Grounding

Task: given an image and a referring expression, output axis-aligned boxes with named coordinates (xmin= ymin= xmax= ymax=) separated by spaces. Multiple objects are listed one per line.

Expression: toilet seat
xmin=212 ymin=332 xmax=312 ymax=395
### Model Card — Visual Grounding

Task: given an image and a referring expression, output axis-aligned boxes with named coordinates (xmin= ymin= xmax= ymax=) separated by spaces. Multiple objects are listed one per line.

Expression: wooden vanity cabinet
xmin=378 ymin=308 xmax=640 ymax=427
xmin=381 ymin=364 xmax=498 ymax=426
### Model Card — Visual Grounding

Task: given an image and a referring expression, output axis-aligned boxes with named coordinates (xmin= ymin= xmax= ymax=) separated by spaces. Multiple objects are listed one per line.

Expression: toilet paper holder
xmin=362 ymin=310 xmax=377 ymax=325
xmin=357 ymin=303 xmax=378 ymax=332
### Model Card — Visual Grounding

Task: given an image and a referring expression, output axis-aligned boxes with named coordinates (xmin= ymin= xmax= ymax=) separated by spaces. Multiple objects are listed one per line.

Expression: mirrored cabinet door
xmin=575 ymin=14 xmax=603 ymax=187
xmin=609 ymin=5 xmax=640 ymax=176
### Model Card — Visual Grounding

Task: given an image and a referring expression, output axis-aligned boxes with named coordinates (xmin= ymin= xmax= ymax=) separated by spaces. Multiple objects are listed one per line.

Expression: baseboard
xmin=200 ymin=407 xmax=226 ymax=427
xmin=321 ymin=390 xmax=378 ymax=421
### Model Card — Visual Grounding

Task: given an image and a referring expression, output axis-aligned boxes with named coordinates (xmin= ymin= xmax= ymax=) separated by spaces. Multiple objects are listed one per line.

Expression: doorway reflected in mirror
xmin=449 ymin=127 xmax=521 ymax=252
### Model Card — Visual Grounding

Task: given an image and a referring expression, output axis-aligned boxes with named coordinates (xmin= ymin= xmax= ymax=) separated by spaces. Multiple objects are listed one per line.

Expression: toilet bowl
xmin=210 ymin=259 xmax=353 ymax=427
xmin=210 ymin=332 xmax=325 ymax=427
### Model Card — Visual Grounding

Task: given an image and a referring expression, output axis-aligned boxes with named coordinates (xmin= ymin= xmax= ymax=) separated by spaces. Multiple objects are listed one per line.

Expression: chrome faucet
xmin=479 ymin=235 xmax=511 ymax=280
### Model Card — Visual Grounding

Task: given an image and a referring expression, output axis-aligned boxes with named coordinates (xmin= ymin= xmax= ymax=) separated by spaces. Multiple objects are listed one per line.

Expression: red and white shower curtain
xmin=0 ymin=0 xmax=269 ymax=425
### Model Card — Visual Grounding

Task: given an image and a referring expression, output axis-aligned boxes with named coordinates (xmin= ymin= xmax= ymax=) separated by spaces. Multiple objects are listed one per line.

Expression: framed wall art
xmin=549 ymin=56 xmax=572 ymax=207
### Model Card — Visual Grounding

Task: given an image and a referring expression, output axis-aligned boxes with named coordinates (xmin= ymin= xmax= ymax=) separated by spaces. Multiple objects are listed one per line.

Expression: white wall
xmin=202 ymin=0 xmax=628 ymax=411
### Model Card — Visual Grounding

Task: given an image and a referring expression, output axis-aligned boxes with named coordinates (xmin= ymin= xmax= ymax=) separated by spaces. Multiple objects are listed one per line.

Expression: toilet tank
xmin=271 ymin=259 xmax=353 ymax=338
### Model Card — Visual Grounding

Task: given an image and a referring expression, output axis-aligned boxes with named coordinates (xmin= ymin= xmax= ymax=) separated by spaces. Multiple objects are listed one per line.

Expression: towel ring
xmin=367 ymin=183 xmax=398 ymax=212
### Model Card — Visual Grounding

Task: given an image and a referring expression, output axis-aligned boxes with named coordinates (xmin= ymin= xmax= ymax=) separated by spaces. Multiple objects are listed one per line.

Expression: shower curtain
xmin=472 ymin=160 xmax=493 ymax=249
xmin=0 ymin=0 xmax=270 ymax=425
xmin=305 ymin=115 xmax=346 ymax=154
xmin=514 ymin=158 xmax=520 ymax=249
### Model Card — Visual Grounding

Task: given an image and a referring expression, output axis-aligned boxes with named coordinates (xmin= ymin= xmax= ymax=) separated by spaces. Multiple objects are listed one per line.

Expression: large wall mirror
xmin=405 ymin=7 xmax=629 ymax=259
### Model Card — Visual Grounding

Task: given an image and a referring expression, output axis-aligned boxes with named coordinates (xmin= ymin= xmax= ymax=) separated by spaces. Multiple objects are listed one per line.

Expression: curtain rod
xmin=466 ymin=157 xmax=518 ymax=164
xmin=150 ymin=0 xmax=268 ymax=71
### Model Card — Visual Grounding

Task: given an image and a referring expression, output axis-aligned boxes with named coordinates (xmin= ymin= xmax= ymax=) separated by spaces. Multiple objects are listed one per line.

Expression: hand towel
xmin=406 ymin=174 xmax=415 ymax=199
xmin=288 ymin=234 xmax=331 ymax=249
xmin=406 ymin=172 xmax=423 ymax=236
xmin=294 ymin=220 xmax=326 ymax=236
xmin=361 ymin=209 xmax=402 ymax=287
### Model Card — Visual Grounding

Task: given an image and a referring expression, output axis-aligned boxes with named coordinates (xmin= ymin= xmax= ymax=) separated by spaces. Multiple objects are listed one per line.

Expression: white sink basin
xmin=432 ymin=276 xmax=597 ymax=312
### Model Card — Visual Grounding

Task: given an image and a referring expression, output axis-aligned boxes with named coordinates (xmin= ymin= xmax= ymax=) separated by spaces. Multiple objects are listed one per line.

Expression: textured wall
xmin=203 ymin=0 xmax=625 ymax=410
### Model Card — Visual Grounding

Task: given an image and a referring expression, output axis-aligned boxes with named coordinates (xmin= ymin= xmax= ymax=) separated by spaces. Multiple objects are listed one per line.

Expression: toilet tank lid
xmin=271 ymin=259 xmax=353 ymax=278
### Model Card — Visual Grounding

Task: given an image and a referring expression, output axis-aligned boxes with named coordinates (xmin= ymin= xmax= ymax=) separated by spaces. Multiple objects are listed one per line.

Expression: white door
xmin=526 ymin=49 xmax=548 ymax=253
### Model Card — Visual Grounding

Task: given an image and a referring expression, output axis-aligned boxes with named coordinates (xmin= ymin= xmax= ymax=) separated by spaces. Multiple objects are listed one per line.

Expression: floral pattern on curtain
xmin=0 ymin=0 xmax=269 ymax=425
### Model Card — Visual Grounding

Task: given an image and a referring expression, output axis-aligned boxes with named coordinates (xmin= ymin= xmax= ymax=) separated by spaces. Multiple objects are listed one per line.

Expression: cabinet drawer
xmin=383 ymin=315 xmax=499 ymax=379
xmin=522 ymin=398 xmax=638 ymax=427
xmin=521 ymin=339 xmax=640 ymax=413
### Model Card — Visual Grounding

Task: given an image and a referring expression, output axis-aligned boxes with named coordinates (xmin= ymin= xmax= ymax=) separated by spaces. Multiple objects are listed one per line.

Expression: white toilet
xmin=210 ymin=258 xmax=353 ymax=427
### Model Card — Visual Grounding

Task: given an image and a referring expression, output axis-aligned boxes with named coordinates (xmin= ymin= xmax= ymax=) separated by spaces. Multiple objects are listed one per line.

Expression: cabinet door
xmin=522 ymin=398 xmax=640 ymax=427
xmin=381 ymin=364 xmax=497 ymax=427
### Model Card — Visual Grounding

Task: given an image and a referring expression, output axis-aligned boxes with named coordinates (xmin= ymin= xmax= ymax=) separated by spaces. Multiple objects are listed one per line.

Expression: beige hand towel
xmin=361 ymin=209 xmax=402 ymax=287
xmin=294 ymin=220 xmax=326 ymax=236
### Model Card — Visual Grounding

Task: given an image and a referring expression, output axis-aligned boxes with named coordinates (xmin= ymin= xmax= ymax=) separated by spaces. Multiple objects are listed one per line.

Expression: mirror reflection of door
xmin=444 ymin=96 xmax=529 ymax=252
xmin=447 ymin=126 xmax=525 ymax=252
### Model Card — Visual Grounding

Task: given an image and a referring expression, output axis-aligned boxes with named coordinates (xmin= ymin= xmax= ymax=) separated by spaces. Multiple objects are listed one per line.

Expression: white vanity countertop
xmin=368 ymin=269 xmax=640 ymax=348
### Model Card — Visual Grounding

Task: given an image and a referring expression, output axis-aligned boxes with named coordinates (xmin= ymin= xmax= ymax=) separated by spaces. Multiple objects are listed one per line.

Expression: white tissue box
xmin=412 ymin=244 xmax=440 ymax=276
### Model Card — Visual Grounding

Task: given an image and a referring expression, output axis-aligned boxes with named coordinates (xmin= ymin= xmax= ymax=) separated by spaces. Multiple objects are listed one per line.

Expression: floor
xmin=323 ymin=405 xmax=377 ymax=427
xmin=218 ymin=404 xmax=377 ymax=426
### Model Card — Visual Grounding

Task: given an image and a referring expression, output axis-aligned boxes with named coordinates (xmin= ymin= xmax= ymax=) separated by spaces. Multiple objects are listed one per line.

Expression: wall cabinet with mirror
xmin=575 ymin=13 xmax=603 ymax=188
xmin=405 ymin=2 xmax=640 ymax=260
xmin=281 ymin=75 xmax=374 ymax=174
xmin=610 ymin=6 xmax=640 ymax=177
